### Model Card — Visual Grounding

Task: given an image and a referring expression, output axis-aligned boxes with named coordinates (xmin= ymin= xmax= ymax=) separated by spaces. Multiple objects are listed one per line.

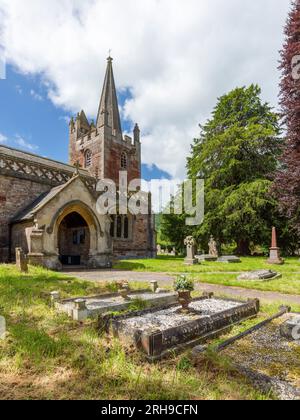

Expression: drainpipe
xmin=8 ymin=222 xmax=13 ymax=263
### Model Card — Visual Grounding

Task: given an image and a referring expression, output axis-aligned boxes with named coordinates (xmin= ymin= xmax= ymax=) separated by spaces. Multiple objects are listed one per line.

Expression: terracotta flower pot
xmin=178 ymin=290 xmax=192 ymax=313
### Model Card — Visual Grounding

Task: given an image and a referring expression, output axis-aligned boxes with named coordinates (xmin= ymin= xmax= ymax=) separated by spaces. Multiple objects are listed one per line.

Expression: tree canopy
xmin=161 ymin=85 xmax=285 ymax=255
xmin=274 ymin=0 xmax=300 ymax=232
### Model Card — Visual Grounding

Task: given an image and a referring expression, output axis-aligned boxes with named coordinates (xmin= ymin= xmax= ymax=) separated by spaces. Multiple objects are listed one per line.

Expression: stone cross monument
xmin=184 ymin=236 xmax=198 ymax=265
xmin=267 ymin=227 xmax=284 ymax=265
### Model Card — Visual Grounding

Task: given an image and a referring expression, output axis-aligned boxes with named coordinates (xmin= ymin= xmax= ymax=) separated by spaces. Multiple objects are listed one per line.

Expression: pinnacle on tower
xmin=96 ymin=57 xmax=122 ymax=136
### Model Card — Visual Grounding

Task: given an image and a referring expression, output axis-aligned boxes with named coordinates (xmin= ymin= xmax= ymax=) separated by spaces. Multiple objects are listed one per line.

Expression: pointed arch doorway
xmin=58 ymin=211 xmax=91 ymax=266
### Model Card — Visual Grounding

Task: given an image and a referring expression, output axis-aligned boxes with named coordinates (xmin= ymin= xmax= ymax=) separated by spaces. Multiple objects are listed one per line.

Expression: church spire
xmin=96 ymin=56 xmax=122 ymax=136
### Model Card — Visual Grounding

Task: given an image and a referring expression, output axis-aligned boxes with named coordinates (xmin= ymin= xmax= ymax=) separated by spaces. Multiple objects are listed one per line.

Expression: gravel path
xmin=63 ymin=269 xmax=300 ymax=306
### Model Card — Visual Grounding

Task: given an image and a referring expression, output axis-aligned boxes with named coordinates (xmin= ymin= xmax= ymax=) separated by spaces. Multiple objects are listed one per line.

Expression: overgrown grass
xmin=114 ymin=256 xmax=300 ymax=295
xmin=0 ymin=264 xmax=275 ymax=400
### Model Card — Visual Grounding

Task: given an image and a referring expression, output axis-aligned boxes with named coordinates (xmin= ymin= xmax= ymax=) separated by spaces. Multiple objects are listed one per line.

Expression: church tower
xmin=69 ymin=57 xmax=141 ymax=184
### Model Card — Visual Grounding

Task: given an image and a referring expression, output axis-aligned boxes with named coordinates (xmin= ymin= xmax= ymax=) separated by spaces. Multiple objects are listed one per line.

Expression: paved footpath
xmin=63 ymin=269 xmax=300 ymax=306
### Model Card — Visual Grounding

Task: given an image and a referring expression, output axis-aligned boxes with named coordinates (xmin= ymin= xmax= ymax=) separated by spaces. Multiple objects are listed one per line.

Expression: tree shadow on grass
xmin=113 ymin=261 xmax=146 ymax=271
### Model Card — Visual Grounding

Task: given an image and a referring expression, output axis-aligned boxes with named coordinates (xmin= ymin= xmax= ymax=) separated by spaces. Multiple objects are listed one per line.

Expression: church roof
xmin=0 ymin=145 xmax=90 ymax=177
xmin=12 ymin=184 xmax=67 ymax=223
xmin=11 ymin=175 xmax=92 ymax=223
xmin=96 ymin=57 xmax=122 ymax=135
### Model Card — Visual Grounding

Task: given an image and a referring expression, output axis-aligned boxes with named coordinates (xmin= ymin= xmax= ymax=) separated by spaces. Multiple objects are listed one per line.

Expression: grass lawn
xmin=0 ymin=264 xmax=290 ymax=400
xmin=114 ymin=256 xmax=300 ymax=296
xmin=114 ymin=255 xmax=300 ymax=273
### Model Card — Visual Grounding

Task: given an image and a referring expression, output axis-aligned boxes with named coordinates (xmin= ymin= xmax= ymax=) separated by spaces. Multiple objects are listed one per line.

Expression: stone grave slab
xmin=238 ymin=270 xmax=282 ymax=282
xmin=105 ymin=297 xmax=260 ymax=361
xmin=56 ymin=290 xmax=178 ymax=321
xmin=196 ymin=255 xmax=218 ymax=262
xmin=217 ymin=255 xmax=241 ymax=263
xmin=222 ymin=314 xmax=300 ymax=400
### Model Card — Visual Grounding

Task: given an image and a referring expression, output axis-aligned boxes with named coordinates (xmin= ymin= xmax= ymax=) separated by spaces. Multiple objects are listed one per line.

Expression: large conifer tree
xmin=275 ymin=0 xmax=300 ymax=229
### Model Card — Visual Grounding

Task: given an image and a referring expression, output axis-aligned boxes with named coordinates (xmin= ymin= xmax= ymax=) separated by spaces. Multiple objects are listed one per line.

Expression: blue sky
xmin=0 ymin=0 xmax=291 ymax=179
xmin=0 ymin=65 xmax=171 ymax=180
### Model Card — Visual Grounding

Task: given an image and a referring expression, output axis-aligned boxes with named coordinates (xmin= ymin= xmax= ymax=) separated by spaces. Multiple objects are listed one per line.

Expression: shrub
xmin=174 ymin=275 xmax=194 ymax=292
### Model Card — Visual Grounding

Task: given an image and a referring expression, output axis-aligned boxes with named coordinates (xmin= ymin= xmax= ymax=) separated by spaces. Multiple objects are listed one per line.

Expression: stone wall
xmin=0 ymin=174 xmax=50 ymax=261
xmin=69 ymin=124 xmax=141 ymax=186
xmin=11 ymin=221 xmax=34 ymax=258
xmin=113 ymin=214 xmax=156 ymax=259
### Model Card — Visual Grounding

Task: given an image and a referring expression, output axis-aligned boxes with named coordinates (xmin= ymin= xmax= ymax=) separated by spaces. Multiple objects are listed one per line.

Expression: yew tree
xmin=187 ymin=85 xmax=282 ymax=255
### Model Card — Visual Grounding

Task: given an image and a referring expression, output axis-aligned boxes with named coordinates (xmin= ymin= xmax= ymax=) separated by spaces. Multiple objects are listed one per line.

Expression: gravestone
xmin=15 ymin=247 xmax=28 ymax=273
xmin=238 ymin=270 xmax=281 ymax=281
xmin=184 ymin=236 xmax=198 ymax=265
xmin=196 ymin=236 xmax=218 ymax=262
xmin=217 ymin=256 xmax=241 ymax=263
xmin=56 ymin=290 xmax=178 ymax=321
xmin=280 ymin=316 xmax=300 ymax=341
xmin=208 ymin=236 xmax=219 ymax=258
xmin=267 ymin=227 xmax=284 ymax=265
xmin=157 ymin=245 xmax=162 ymax=255
xmin=106 ymin=296 xmax=260 ymax=361
xmin=0 ymin=316 xmax=6 ymax=340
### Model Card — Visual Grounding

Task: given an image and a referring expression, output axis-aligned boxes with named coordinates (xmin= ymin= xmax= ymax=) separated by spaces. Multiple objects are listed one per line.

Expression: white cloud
xmin=0 ymin=133 xmax=7 ymax=143
xmin=15 ymin=84 xmax=22 ymax=94
xmin=30 ymin=89 xmax=43 ymax=101
xmin=0 ymin=0 xmax=292 ymax=178
xmin=15 ymin=134 xmax=39 ymax=152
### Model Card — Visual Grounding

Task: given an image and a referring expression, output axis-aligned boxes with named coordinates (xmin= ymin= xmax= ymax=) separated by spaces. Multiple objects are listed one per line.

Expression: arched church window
xmin=121 ymin=152 xmax=127 ymax=169
xmin=110 ymin=215 xmax=131 ymax=240
xmin=85 ymin=149 xmax=92 ymax=168
xmin=110 ymin=218 xmax=115 ymax=237
xmin=124 ymin=216 xmax=129 ymax=239
xmin=116 ymin=216 xmax=122 ymax=238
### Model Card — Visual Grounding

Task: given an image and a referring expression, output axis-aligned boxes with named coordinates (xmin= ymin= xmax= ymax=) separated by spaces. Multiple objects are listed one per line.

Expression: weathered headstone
xmin=73 ymin=299 xmax=88 ymax=322
xmin=184 ymin=236 xmax=198 ymax=265
xmin=280 ymin=316 xmax=300 ymax=341
xmin=267 ymin=227 xmax=284 ymax=265
xmin=238 ymin=270 xmax=281 ymax=281
xmin=50 ymin=291 xmax=60 ymax=306
xmin=208 ymin=236 xmax=219 ymax=258
xmin=196 ymin=236 xmax=218 ymax=262
xmin=15 ymin=247 xmax=28 ymax=273
xmin=0 ymin=316 xmax=6 ymax=340
xmin=157 ymin=244 xmax=162 ymax=255
xmin=150 ymin=281 xmax=158 ymax=293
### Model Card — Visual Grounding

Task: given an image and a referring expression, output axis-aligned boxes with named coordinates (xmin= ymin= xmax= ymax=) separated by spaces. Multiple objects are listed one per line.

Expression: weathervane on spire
xmin=107 ymin=49 xmax=113 ymax=61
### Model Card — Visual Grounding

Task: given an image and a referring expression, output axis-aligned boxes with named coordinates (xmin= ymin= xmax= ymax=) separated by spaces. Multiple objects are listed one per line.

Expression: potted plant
xmin=174 ymin=275 xmax=194 ymax=313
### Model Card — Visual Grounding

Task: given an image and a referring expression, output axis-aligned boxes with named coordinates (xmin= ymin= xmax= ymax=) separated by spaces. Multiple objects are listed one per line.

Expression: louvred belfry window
xmin=85 ymin=150 xmax=92 ymax=168
xmin=121 ymin=152 xmax=127 ymax=169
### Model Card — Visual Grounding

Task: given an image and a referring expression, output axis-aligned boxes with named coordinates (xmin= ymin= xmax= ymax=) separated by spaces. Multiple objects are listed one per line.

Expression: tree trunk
xmin=236 ymin=239 xmax=250 ymax=256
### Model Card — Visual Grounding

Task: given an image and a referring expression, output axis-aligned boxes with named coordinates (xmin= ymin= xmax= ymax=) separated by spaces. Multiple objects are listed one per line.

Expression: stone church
xmin=0 ymin=57 xmax=156 ymax=270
